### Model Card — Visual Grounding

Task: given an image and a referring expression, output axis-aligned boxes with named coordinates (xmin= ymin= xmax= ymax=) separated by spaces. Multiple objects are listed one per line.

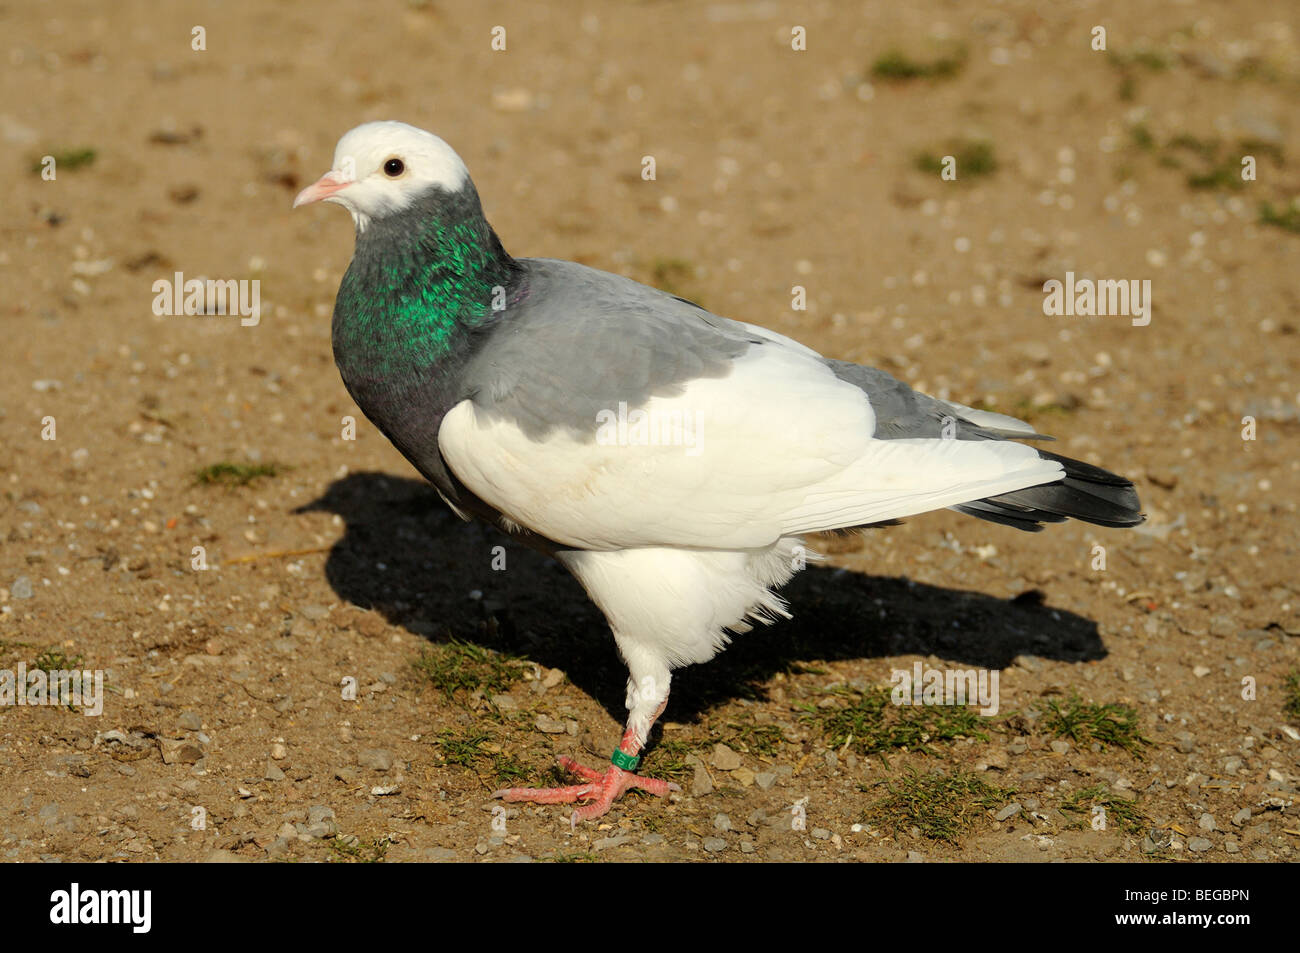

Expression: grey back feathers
xmin=463 ymin=259 xmax=757 ymax=439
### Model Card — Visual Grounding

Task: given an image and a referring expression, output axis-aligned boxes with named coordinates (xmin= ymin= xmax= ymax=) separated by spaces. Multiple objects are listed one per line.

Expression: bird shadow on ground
xmin=298 ymin=472 xmax=1106 ymax=727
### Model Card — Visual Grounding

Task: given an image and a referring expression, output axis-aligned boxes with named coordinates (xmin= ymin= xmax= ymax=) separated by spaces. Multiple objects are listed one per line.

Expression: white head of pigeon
xmin=293 ymin=120 xmax=470 ymax=232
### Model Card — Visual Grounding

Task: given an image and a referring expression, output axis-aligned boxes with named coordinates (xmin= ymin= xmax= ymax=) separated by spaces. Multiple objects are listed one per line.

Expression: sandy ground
xmin=1 ymin=0 xmax=1297 ymax=863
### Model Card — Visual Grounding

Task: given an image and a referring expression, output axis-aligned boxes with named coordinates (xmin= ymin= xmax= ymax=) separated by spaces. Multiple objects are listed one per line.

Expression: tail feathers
xmin=953 ymin=449 xmax=1144 ymax=532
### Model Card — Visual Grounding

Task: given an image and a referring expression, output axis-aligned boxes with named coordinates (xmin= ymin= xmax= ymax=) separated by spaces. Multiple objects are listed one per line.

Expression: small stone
xmin=11 ymin=577 xmax=33 ymax=599
xmin=713 ymin=813 xmax=732 ymax=832
xmin=1049 ymin=740 xmax=1071 ymax=754
xmin=534 ymin=714 xmax=567 ymax=734
xmin=1174 ymin=732 xmax=1196 ymax=754
xmin=158 ymin=738 xmax=204 ymax=765
xmin=357 ymin=748 xmax=394 ymax=771
xmin=370 ymin=785 xmax=400 ymax=796
xmin=177 ymin=712 xmax=202 ymax=731
xmin=906 ymin=850 xmax=924 ymax=863
xmin=1232 ymin=808 xmax=1252 ymax=826
xmin=710 ymin=744 xmax=742 ymax=771
xmin=264 ymin=760 xmax=285 ymax=781
xmin=305 ymin=806 xmax=336 ymax=836
xmin=1224 ymin=838 xmax=1240 ymax=854
xmin=594 ymin=834 xmax=633 ymax=851
xmin=690 ymin=763 xmax=713 ymax=797
xmin=702 ymin=837 xmax=727 ymax=853
xmin=811 ymin=827 xmax=831 ymax=840
xmin=738 ymin=839 xmax=756 ymax=854
xmin=1146 ymin=469 xmax=1178 ymax=490
xmin=490 ymin=694 xmax=518 ymax=710
xmin=754 ymin=771 xmax=778 ymax=790
xmin=1198 ymin=813 xmax=1215 ymax=831
xmin=641 ymin=833 xmax=665 ymax=846
xmin=995 ymin=802 xmax=1022 ymax=822
xmin=977 ymin=748 xmax=1010 ymax=771
xmin=732 ymin=767 xmax=755 ymax=787
xmin=308 ymin=805 xmax=335 ymax=826
xmin=270 ymin=743 xmax=287 ymax=760
xmin=1187 ymin=837 xmax=1213 ymax=853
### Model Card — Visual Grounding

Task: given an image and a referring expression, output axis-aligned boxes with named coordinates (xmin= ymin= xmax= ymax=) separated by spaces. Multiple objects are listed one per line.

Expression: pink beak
xmin=293 ymin=170 xmax=351 ymax=208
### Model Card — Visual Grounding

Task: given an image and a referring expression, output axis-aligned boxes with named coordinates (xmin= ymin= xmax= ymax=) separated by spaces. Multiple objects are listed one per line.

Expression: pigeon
xmin=295 ymin=121 xmax=1143 ymax=822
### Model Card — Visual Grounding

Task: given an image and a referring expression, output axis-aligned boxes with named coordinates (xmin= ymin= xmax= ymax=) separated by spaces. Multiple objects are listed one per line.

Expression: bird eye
xmin=383 ymin=158 xmax=405 ymax=177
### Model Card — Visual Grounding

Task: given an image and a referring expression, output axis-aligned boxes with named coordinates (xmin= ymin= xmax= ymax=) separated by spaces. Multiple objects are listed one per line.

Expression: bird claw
xmin=493 ymin=756 xmax=679 ymax=823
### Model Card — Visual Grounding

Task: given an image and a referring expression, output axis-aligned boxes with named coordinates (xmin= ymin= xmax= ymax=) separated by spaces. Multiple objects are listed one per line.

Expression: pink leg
xmin=493 ymin=701 xmax=679 ymax=824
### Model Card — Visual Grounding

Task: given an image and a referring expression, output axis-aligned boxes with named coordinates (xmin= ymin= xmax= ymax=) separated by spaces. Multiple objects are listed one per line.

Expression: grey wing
xmin=827 ymin=361 xmax=1052 ymax=442
xmin=461 ymin=258 xmax=762 ymax=439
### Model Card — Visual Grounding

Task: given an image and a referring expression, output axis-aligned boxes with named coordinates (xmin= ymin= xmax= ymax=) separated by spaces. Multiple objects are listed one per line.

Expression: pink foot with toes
xmin=493 ymin=755 xmax=680 ymax=823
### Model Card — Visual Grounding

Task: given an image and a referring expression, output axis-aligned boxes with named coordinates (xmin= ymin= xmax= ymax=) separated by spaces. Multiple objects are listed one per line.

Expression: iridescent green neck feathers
xmin=333 ymin=184 xmax=520 ymax=381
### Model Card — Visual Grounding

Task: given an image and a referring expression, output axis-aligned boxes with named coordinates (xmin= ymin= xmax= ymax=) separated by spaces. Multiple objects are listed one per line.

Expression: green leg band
xmin=610 ymin=748 xmax=641 ymax=771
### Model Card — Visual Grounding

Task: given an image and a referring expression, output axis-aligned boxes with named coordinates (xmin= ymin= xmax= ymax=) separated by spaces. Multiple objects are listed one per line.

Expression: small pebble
xmin=690 ymin=760 xmax=713 ymax=797
xmin=534 ymin=714 xmax=567 ymax=734
xmin=710 ymin=744 xmax=742 ymax=771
